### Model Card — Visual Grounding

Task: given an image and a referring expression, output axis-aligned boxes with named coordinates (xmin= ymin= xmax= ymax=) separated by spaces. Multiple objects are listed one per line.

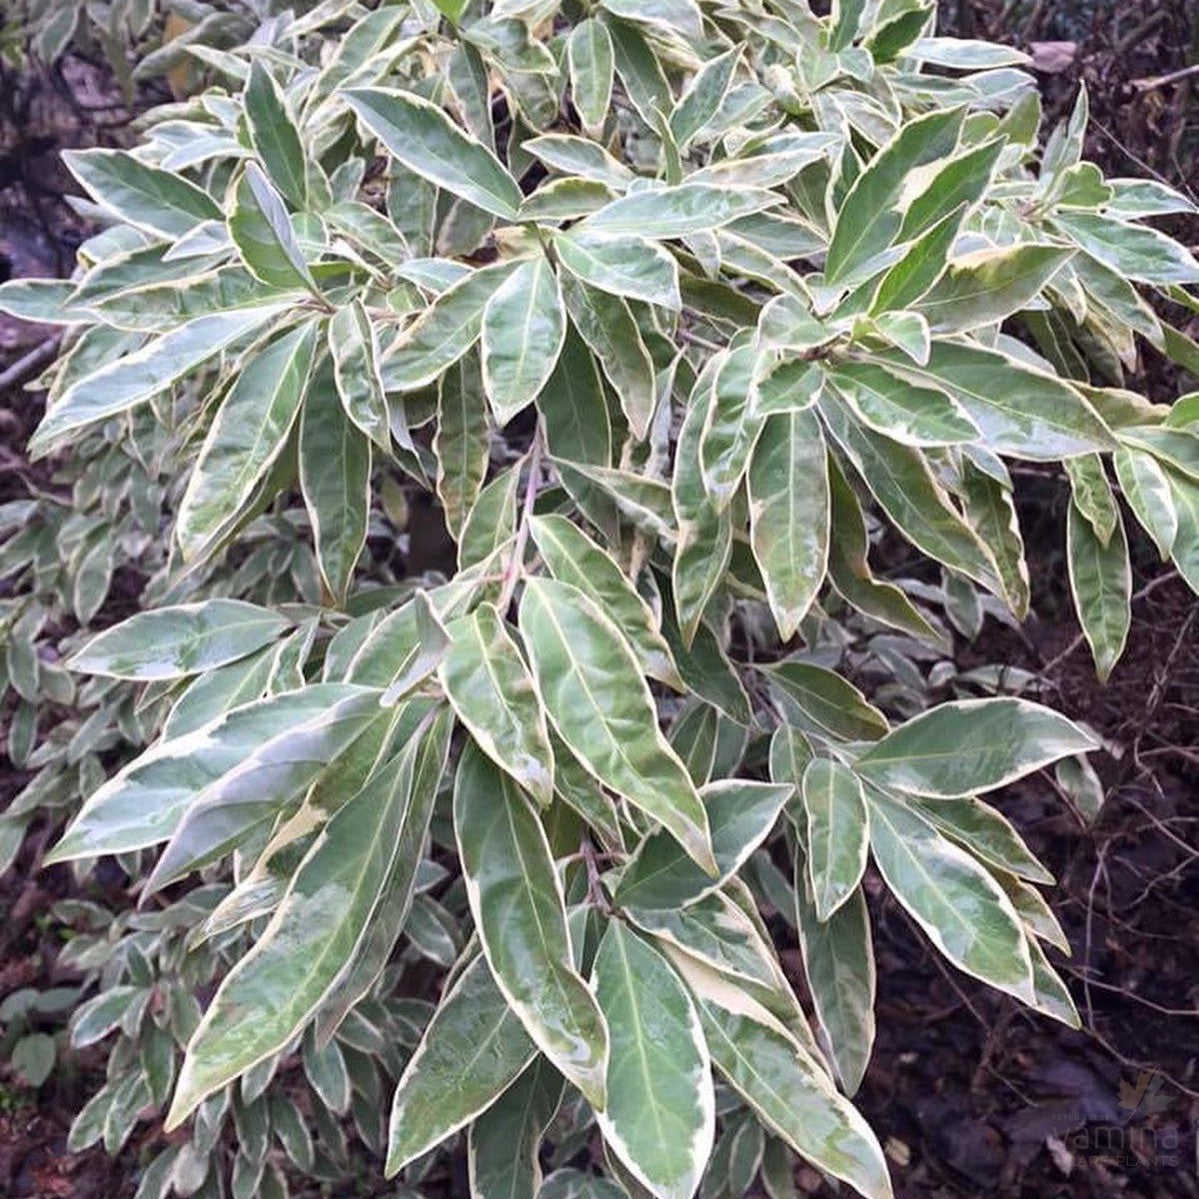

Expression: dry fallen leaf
xmin=1030 ymin=41 xmax=1078 ymax=74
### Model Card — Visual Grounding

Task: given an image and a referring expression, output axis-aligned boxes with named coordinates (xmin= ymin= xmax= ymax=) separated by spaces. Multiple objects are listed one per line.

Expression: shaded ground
xmin=2 ymin=4 xmax=1198 ymax=1198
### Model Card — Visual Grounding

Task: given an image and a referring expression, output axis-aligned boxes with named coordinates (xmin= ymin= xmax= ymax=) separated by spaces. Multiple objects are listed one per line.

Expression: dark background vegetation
xmin=1 ymin=2 xmax=1197 ymax=1196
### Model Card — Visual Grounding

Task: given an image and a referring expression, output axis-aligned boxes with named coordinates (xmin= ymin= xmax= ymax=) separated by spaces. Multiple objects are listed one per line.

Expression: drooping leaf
xmin=559 ymin=275 xmax=657 ymax=441
xmin=697 ymin=1001 xmax=892 ymax=1199
xmin=300 ymin=358 xmax=372 ymax=602
xmin=529 ymin=515 xmax=679 ymax=688
xmin=386 ymin=954 xmax=536 ymax=1176
xmin=747 ymin=409 xmax=829 ymax=640
xmin=166 ymin=734 xmax=427 ymax=1127
xmin=593 ymin=922 xmax=714 ymax=1199
xmin=177 ymin=321 xmax=318 ymax=560
xmin=864 ymin=788 xmax=1035 ymax=1003
xmin=469 ymin=1057 xmax=564 ymax=1199
xmin=520 ymin=577 xmax=717 ymax=874
xmin=614 ymin=779 xmax=791 ymax=911
xmin=793 ymin=854 xmax=876 ymax=1097
xmin=481 ymin=257 xmax=566 ymax=425
xmin=434 ymin=353 xmax=491 ymax=540
xmin=1067 ymin=502 xmax=1131 ymax=682
xmin=329 ymin=300 xmax=393 ymax=452
xmin=454 ymin=745 xmax=609 ymax=1109
xmin=801 ymin=759 xmax=869 ymax=921
xmin=440 ymin=604 xmax=555 ymax=805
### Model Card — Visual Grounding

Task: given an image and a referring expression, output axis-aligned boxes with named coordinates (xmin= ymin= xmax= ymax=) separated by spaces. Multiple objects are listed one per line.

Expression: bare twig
xmin=1132 ymin=62 xmax=1199 ymax=93
xmin=0 ymin=335 xmax=61 ymax=393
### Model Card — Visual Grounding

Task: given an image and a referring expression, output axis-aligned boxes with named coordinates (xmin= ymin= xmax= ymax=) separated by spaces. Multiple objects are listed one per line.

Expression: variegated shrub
xmin=3 ymin=1 xmax=1198 ymax=1197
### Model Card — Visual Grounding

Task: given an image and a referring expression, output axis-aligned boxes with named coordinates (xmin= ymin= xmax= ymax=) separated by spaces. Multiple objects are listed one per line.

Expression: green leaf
xmin=670 ymin=46 xmax=741 ymax=149
xmin=748 ymin=409 xmax=829 ymax=640
xmin=12 ymin=1033 xmax=56 ymax=1088
xmin=555 ymin=231 xmax=681 ymax=310
xmin=177 ymin=321 xmax=318 ymax=560
xmin=960 ymin=461 xmax=1030 ymax=620
xmin=1117 ymin=426 xmax=1199 ymax=483
xmin=793 ymin=857 xmax=876 ymax=1096
xmin=697 ymin=1002 xmax=891 ymax=1199
xmin=864 ymin=788 xmax=1035 ymax=1002
xmin=147 ymin=690 xmax=385 ymax=892
xmin=469 ymin=1057 xmax=564 ymax=1199
xmin=63 ymin=148 xmax=221 ymax=238
xmin=801 ymin=759 xmax=868 ymax=921
xmin=1167 ymin=468 xmax=1199 ymax=596
xmin=165 ymin=734 xmax=427 ymax=1127
xmin=520 ymin=577 xmax=716 ymax=873
xmin=460 ymin=462 xmax=522 ymax=569
xmin=568 ymin=19 xmax=615 ymax=135
xmin=441 ymin=604 xmax=555 ymax=805
xmin=434 ymin=353 xmax=491 ymax=540
xmin=1067 ymin=502 xmax=1130 ymax=682
xmin=481 ymin=257 xmax=566 ymax=425
xmin=560 ymin=275 xmax=657 ymax=441
xmin=826 ymin=362 xmax=977 ymax=447
xmin=245 ymin=61 xmax=307 ymax=209
xmin=69 ymin=600 xmax=289 ymax=681
xmin=382 ymin=261 xmax=515 ymax=391
xmin=300 ymin=358 xmax=371 ymax=602
xmin=330 ymin=300 xmax=393 ymax=452
xmin=628 ymin=890 xmax=783 ymax=997
xmin=873 ymin=341 xmax=1116 ymax=460
xmin=29 ymin=307 xmax=285 ymax=453
xmin=700 ymin=345 xmax=763 ymax=509
xmin=916 ymin=244 xmax=1073 ymax=332
xmin=1113 ymin=447 xmax=1177 ymax=559
xmin=856 ymin=697 xmax=1097 ymax=798
xmin=1065 ymin=454 xmax=1118 ymax=545
xmin=530 ymin=515 xmax=679 ymax=688
xmin=614 ymin=780 xmax=791 ymax=911
xmin=818 ymin=393 xmax=1000 ymax=590
xmin=762 ymin=661 xmax=888 ymax=743
xmin=914 ymin=797 xmax=1054 ymax=886
xmin=1051 ymin=210 xmax=1199 ymax=286
xmin=387 ymin=954 xmax=536 ymax=1175
xmin=229 ymin=165 xmax=319 ymax=293
xmin=581 ymin=184 xmax=781 ymax=239
xmin=672 ymin=369 xmax=733 ymax=644
xmin=454 ymin=745 xmax=609 ymax=1108
xmin=593 ymin=922 xmax=714 ymax=1199
xmin=48 ymin=685 xmax=366 ymax=862
xmin=312 ymin=704 xmax=453 ymax=1041
xmin=344 ymin=87 xmax=523 ymax=220
xmin=824 ymin=107 xmax=965 ymax=285
xmin=869 ymin=205 xmax=966 ymax=314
